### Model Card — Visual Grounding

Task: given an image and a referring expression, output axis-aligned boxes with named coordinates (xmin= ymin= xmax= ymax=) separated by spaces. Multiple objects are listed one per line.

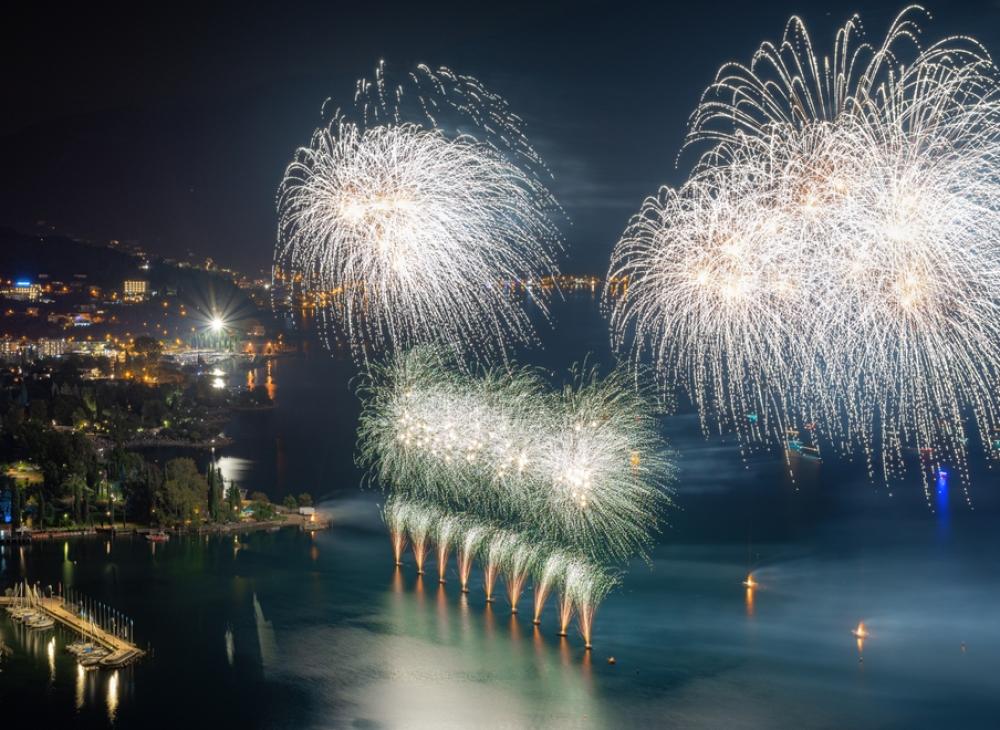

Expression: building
xmin=123 ymin=279 xmax=150 ymax=303
xmin=72 ymin=341 xmax=118 ymax=359
xmin=0 ymin=338 xmax=22 ymax=361
xmin=1 ymin=280 xmax=43 ymax=301
xmin=34 ymin=338 xmax=69 ymax=358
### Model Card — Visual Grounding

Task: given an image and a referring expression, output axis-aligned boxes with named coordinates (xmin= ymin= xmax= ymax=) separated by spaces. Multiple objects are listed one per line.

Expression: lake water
xmin=2 ymin=295 xmax=999 ymax=728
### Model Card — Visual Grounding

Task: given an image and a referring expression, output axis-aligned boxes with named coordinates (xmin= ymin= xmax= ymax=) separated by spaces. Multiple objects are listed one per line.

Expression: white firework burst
xmin=277 ymin=63 xmax=562 ymax=362
xmin=609 ymin=6 xmax=1000 ymax=499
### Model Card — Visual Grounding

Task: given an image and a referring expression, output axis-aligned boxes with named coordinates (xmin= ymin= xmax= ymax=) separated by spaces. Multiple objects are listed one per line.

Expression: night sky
xmin=3 ymin=0 xmax=998 ymax=274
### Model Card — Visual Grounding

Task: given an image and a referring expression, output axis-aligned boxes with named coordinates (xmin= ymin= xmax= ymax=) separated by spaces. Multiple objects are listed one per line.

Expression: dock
xmin=1 ymin=595 xmax=144 ymax=667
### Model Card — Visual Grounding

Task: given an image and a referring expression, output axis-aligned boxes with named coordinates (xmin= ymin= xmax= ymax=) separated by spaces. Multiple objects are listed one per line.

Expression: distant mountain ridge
xmin=0 ymin=227 xmax=140 ymax=287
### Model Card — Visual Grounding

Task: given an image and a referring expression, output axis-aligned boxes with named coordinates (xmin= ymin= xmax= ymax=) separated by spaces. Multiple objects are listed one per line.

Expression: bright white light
xmin=210 ymin=317 xmax=225 ymax=333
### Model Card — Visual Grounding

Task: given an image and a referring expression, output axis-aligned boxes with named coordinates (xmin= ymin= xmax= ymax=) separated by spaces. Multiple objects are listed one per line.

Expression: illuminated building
xmin=1 ymin=280 xmax=43 ymax=301
xmin=123 ymin=279 xmax=150 ymax=303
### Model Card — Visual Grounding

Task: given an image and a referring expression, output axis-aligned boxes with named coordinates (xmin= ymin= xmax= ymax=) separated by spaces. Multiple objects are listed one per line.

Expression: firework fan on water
xmin=276 ymin=62 xmax=563 ymax=363
xmin=609 ymin=6 xmax=1000 ymax=497
xmin=382 ymin=495 xmax=620 ymax=647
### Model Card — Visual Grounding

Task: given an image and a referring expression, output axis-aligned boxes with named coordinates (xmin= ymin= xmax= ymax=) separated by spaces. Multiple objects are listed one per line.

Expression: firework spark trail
xmin=405 ymin=501 xmax=436 ymax=575
xmin=609 ymin=6 xmax=1000 ymax=499
xmin=277 ymin=63 xmax=562 ymax=363
xmin=533 ymin=551 xmax=568 ymax=625
xmin=434 ymin=514 xmax=462 ymax=584
xmin=457 ymin=522 xmax=489 ymax=593
xmin=502 ymin=539 xmax=541 ymax=614
xmin=482 ymin=531 xmax=512 ymax=603
xmin=570 ymin=562 xmax=619 ymax=650
xmin=382 ymin=497 xmax=408 ymax=565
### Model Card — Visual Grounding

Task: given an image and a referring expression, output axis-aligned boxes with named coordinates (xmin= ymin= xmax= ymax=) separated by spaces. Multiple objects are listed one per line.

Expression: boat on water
xmin=145 ymin=530 xmax=170 ymax=543
xmin=7 ymin=582 xmax=45 ymax=621
xmin=79 ymin=653 xmax=105 ymax=668
xmin=786 ymin=427 xmax=823 ymax=461
xmin=67 ymin=640 xmax=96 ymax=656
xmin=25 ymin=614 xmax=54 ymax=630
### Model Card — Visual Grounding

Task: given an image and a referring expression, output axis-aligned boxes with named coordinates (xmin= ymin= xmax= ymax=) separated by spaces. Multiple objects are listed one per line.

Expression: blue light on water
xmin=936 ymin=468 xmax=950 ymax=529
xmin=15 ymin=280 xmax=31 ymax=287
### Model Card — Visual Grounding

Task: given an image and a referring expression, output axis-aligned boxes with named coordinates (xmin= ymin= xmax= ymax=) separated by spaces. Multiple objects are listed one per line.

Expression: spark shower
xmin=357 ymin=348 xmax=672 ymax=647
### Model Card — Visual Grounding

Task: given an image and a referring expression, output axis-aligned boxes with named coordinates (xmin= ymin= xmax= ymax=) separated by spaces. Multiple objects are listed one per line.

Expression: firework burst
xmin=358 ymin=348 xmax=672 ymax=564
xmin=364 ymin=349 xmax=672 ymax=646
xmin=277 ymin=63 xmax=562 ymax=362
xmin=609 ymin=6 xmax=1000 ymax=498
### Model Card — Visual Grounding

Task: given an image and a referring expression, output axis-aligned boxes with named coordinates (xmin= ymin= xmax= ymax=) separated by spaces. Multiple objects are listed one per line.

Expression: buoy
xmin=607 ymin=656 xmax=616 ymax=665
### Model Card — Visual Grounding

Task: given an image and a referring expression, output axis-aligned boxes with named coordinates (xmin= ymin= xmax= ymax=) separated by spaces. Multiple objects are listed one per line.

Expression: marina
xmin=2 ymin=584 xmax=143 ymax=669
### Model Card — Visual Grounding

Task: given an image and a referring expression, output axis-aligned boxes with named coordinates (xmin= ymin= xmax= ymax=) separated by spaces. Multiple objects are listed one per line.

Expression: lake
xmin=2 ymin=294 xmax=999 ymax=728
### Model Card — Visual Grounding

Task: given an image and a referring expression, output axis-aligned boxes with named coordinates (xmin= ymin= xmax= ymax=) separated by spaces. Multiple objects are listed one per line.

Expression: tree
xmin=28 ymin=399 xmax=47 ymax=422
xmin=115 ymin=452 xmax=153 ymax=523
xmin=37 ymin=489 xmax=46 ymax=528
xmin=297 ymin=492 xmax=313 ymax=507
xmin=161 ymin=458 xmax=208 ymax=524
xmin=206 ymin=464 xmax=224 ymax=522
xmin=226 ymin=481 xmax=242 ymax=521
xmin=282 ymin=495 xmax=298 ymax=510
xmin=251 ymin=497 xmax=275 ymax=521
xmin=141 ymin=399 xmax=166 ymax=427
xmin=63 ymin=473 xmax=86 ymax=525
xmin=11 ymin=482 xmax=22 ymax=529
xmin=132 ymin=336 xmax=162 ymax=366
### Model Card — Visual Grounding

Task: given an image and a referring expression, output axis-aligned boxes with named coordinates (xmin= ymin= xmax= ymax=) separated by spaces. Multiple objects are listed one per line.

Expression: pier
xmin=1 ymin=594 xmax=144 ymax=668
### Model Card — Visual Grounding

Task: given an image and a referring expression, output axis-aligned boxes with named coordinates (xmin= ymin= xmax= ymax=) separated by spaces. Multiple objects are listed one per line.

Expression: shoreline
xmin=125 ymin=435 xmax=235 ymax=450
xmin=6 ymin=511 xmax=329 ymax=542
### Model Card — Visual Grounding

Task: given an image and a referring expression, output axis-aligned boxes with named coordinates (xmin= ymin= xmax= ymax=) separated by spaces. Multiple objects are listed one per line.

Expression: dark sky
xmin=3 ymin=0 xmax=999 ymax=274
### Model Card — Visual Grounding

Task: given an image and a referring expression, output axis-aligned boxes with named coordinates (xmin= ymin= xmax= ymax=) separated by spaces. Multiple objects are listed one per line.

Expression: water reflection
xmin=253 ymin=593 xmax=277 ymax=673
xmin=75 ymin=662 xmax=86 ymax=710
xmin=107 ymin=670 xmax=119 ymax=722
xmin=4 ymin=477 xmax=1000 ymax=728
xmin=217 ymin=455 xmax=253 ymax=486
xmin=366 ymin=571 xmax=606 ymax=727
xmin=853 ymin=621 xmax=868 ymax=655
xmin=936 ymin=469 xmax=951 ymax=539
xmin=47 ymin=636 xmax=55 ymax=682
xmin=225 ymin=625 xmax=235 ymax=667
